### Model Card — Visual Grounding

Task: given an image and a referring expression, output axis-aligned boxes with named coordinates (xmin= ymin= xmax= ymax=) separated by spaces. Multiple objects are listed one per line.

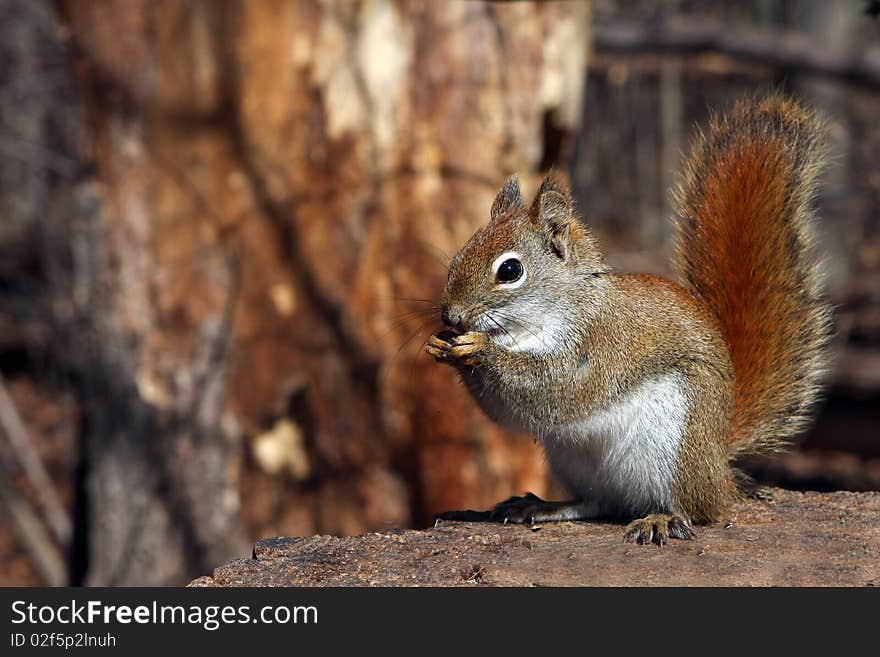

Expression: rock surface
xmin=189 ymin=489 xmax=880 ymax=586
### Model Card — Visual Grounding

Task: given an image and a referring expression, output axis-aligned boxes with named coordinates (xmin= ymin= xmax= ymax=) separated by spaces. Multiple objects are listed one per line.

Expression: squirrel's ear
xmin=534 ymin=175 xmax=574 ymax=260
xmin=490 ymin=175 xmax=524 ymax=222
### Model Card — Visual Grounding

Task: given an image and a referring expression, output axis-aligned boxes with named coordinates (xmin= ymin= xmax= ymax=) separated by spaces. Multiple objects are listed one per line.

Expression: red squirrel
xmin=426 ymin=95 xmax=831 ymax=545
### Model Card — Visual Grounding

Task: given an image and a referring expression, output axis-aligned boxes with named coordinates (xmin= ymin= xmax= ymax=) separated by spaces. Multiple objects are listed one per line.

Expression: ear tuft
xmin=536 ymin=172 xmax=568 ymax=197
xmin=539 ymin=190 xmax=570 ymax=227
xmin=490 ymin=175 xmax=524 ymax=222
xmin=529 ymin=172 xmax=571 ymax=220
xmin=533 ymin=173 xmax=574 ymax=259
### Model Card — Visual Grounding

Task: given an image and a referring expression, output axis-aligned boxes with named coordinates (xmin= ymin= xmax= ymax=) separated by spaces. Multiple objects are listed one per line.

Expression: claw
xmin=489 ymin=493 xmax=590 ymax=524
xmin=425 ymin=330 xmax=486 ymax=365
xmin=448 ymin=331 xmax=487 ymax=365
xmin=425 ymin=332 xmax=455 ymax=361
xmin=624 ymin=514 xmax=694 ymax=546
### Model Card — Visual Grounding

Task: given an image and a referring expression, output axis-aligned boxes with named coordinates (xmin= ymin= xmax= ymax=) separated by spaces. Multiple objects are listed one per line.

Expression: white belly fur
xmin=539 ymin=372 xmax=688 ymax=517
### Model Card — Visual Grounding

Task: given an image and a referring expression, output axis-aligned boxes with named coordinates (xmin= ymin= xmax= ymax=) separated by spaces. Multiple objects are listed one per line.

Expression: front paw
xmin=426 ymin=330 xmax=487 ymax=366
xmin=448 ymin=331 xmax=487 ymax=365
xmin=425 ymin=330 xmax=457 ymax=361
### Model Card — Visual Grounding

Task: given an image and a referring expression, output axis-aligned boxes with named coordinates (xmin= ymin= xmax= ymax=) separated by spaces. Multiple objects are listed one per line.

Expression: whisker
xmin=379 ymin=315 xmax=439 ymax=391
xmin=388 ymin=307 xmax=439 ymax=322
xmin=493 ymin=309 xmax=550 ymax=350
xmin=416 ymin=240 xmax=452 ymax=267
xmin=485 ymin=311 xmax=520 ymax=350
xmin=492 ymin=309 xmax=544 ymax=334
xmin=493 ymin=309 xmax=545 ymax=338
xmin=394 ymin=317 xmax=437 ymax=358
xmin=385 ymin=312 xmax=440 ymax=344
xmin=470 ymin=301 xmax=524 ymax=351
xmin=379 ymin=310 xmax=441 ymax=341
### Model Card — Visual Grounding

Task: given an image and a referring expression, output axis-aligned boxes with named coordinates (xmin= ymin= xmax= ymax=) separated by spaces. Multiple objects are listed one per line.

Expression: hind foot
xmin=624 ymin=514 xmax=694 ymax=546
xmin=489 ymin=492 xmax=595 ymax=524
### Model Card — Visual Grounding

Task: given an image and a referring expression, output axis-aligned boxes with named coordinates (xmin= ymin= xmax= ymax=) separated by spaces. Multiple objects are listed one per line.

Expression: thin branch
xmin=0 ymin=373 xmax=72 ymax=545
xmin=0 ymin=459 xmax=66 ymax=586
xmin=593 ymin=18 xmax=880 ymax=88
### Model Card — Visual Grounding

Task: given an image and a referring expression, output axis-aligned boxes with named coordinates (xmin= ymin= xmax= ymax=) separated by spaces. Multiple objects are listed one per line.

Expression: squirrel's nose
xmin=440 ymin=308 xmax=462 ymax=329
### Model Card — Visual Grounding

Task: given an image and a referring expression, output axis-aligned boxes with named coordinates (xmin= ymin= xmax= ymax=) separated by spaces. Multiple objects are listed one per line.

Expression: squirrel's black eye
xmin=496 ymin=258 xmax=523 ymax=284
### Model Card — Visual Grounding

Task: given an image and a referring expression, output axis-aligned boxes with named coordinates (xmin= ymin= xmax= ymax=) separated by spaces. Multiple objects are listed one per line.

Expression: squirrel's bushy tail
xmin=674 ymin=94 xmax=832 ymax=460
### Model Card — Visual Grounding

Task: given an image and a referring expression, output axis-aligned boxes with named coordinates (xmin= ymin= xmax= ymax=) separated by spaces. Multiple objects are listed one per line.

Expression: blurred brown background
xmin=0 ymin=0 xmax=877 ymax=586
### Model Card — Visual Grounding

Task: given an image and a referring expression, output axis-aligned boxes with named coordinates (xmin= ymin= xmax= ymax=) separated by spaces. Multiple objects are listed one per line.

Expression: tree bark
xmin=57 ymin=0 xmax=589 ymax=584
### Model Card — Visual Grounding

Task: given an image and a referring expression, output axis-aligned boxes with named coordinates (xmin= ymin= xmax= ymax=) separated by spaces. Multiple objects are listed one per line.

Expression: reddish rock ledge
xmin=189 ymin=489 xmax=880 ymax=587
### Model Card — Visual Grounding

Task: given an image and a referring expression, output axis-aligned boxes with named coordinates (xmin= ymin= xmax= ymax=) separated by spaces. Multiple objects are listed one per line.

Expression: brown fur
xmin=674 ymin=94 xmax=832 ymax=460
xmin=604 ymin=275 xmax=736 ymax=523
xmin=429 ymin=95 xmax=830 ymax=533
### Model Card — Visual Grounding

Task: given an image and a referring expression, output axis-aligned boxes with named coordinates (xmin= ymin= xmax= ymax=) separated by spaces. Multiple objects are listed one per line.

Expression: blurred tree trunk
xmin=57 ymin=0 xmax=589 ymax=584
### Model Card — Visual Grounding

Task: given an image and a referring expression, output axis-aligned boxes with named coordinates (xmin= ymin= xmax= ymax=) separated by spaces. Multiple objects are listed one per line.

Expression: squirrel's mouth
xmin=470 ymin=314 xmax=504 ymax=337
xmin=470 ymin=310 xmax=523 ymax=342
